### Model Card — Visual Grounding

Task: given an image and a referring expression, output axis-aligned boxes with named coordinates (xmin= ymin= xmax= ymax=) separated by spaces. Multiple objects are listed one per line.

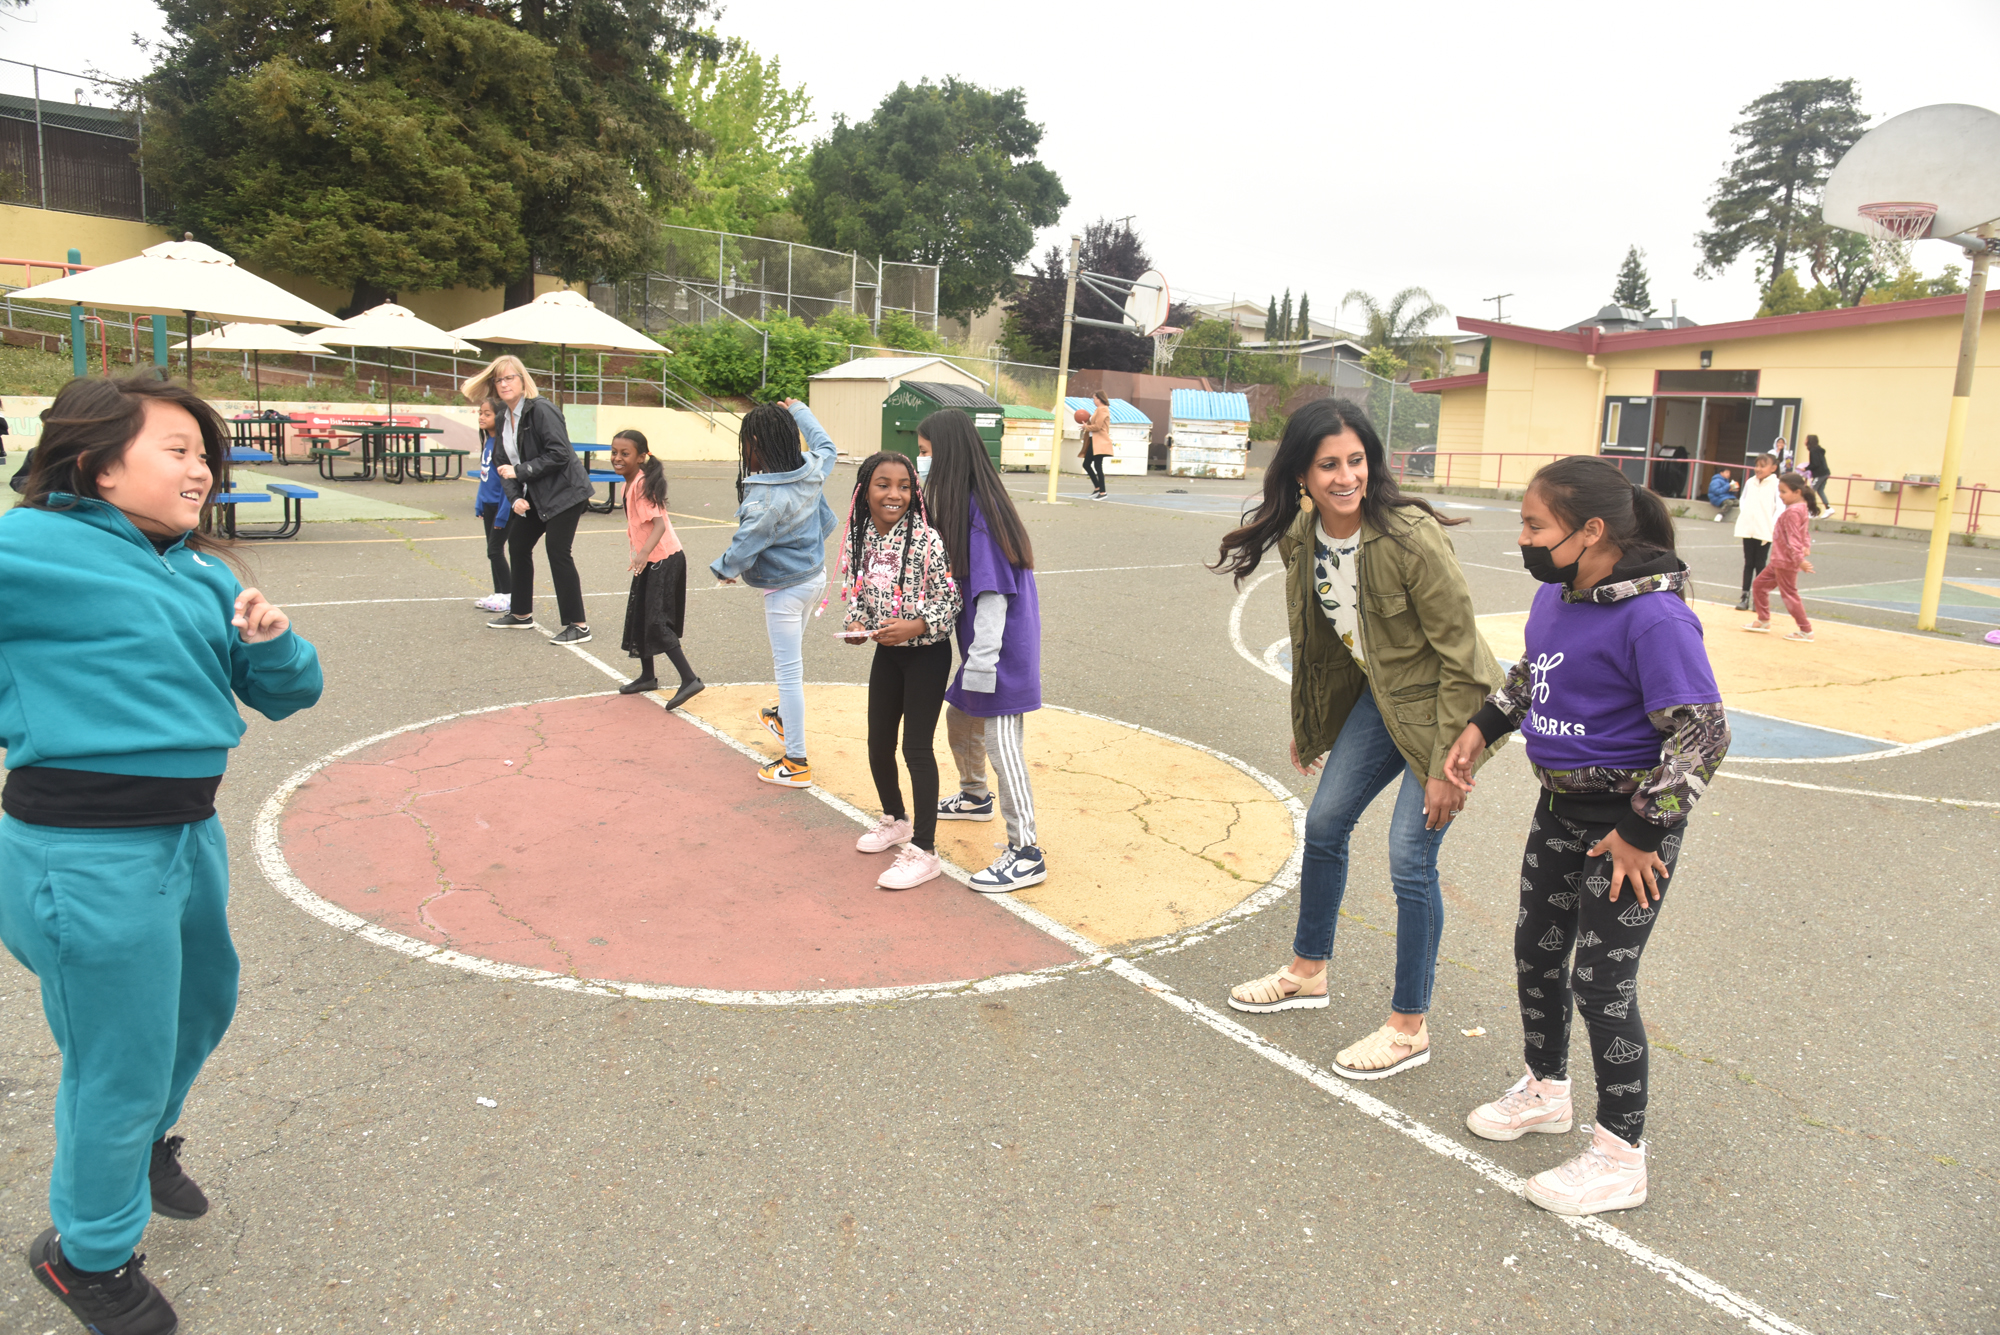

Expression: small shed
xmin=1168 ymin=389 xmax=1252 ymax=478
xmin=882 ymin=381 xmax=1004 ymax=466
xmin=1060 ymin=396 xmax=1152 ymax=477
xmin=806 ymin=355 xmax=988 ymax=459
xmin=999 ymin=404 xmax=1055 ymax=472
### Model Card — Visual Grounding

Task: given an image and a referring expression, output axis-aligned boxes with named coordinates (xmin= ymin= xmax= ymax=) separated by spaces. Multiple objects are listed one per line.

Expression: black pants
xmin=508 ymin=501 xmax=586 ymax=625
xmin=477 ymin=502 xmax=512 ymax=595
xmin=1514 ymin=808 xmax=1682 ymax=1144
xmin=1740 ymin=538 xmax=1770 ymax=594
xmin=867 ymin=640 xmax=953 ymax=851
xmin=1081 ymin=452 xmax=1107 ymax=493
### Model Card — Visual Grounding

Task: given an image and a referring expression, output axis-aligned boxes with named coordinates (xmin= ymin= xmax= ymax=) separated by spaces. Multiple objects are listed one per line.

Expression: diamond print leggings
xmin=1513 ymin=809 xmax=1681 ymax=1144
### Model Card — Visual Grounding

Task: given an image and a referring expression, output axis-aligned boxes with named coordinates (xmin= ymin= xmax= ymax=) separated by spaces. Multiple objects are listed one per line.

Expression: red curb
xmin=281 ymin=696 xmax=1078 ymax=992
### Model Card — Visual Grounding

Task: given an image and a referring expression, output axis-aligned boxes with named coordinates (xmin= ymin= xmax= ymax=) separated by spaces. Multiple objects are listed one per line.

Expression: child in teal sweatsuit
xmin=0 ymin=377 xmax=322 ymax=1335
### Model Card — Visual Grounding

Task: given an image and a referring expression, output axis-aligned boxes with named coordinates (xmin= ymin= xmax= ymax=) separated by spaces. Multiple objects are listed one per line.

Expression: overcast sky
xmin=6 ymin=0 xmax=1993 ymax=335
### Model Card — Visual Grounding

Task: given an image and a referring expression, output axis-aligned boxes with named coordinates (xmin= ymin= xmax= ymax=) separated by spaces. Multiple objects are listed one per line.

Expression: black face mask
xmin=1519 ymin=529 xmax=1580 ymax=585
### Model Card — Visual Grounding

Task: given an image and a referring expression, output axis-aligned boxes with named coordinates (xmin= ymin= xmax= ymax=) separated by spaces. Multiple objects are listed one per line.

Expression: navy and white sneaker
xmin=936 ymin=792 xmax=995 ymax=822
xmin=968 ymin=845 xmax=1046 ymax=893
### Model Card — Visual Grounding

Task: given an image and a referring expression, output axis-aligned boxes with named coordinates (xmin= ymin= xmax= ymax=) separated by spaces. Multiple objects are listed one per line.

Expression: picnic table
xmin=296 ymin=413 xmax=440 ymax=482
xmin=227 ymin=414 xmax=305 ymax=464
xmin=575 ymin=446 xmax=624 ymax=514
xmin=348 ymin=424 xmax=462 ymax=483
xmin=211 ymin=482 xmax=318 ymax=540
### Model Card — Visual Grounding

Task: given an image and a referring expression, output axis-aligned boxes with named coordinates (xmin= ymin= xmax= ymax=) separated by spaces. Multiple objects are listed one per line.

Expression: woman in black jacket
xmin=464 ymin=355 xmax=595 ymax=644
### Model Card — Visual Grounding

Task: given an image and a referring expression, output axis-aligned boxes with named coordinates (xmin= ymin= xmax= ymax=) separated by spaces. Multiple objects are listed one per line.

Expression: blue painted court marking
xmin=1806 ymin=577 xmax=2000 ymax=625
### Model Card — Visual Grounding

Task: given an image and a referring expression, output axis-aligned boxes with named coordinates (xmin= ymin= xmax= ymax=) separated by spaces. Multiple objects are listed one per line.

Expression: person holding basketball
xmin=1079 ymin=391 xmax=1113 ymax=498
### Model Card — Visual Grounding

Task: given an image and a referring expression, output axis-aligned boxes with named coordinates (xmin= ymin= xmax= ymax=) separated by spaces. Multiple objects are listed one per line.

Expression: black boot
xmin=28 ymin=1229 xmax=178 ymax=1335
xmin=149 ymin=1136 xmax=208 ymax=1220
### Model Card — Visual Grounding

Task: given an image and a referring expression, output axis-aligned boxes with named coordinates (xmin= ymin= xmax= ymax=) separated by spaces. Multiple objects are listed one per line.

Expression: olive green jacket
xmin=1282 ymin=502 xmax=1507 ymax=781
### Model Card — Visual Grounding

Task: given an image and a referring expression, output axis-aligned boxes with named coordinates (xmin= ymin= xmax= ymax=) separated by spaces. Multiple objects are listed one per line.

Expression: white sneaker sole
xmin=757 ymin=770 xmax=810 ymax=788
xmin=878 ymin=865 xmax=942 ymax=890
xmin=968 ymin=868 xmax=1046 ymax=893
xmin=936 ymin=809 xmax=995 ymax=822
xmin=1226 ymin=993 xmax=1330 ymax=1014
xmin=1525 ymin=1179 xmax=1647 ymax=1215
xmin=856 ymin=834 xmax=911 ymax=854
xmin=1465 ymin=1111 xmax=1575 ymax=1142
xmin=1332 ymin=1046 xmax=1430 ymax=1081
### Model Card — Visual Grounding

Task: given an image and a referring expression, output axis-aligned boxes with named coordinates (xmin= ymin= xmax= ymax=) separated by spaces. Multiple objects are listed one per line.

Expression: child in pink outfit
xmin=1746 ymin=471 xmax=1821 ymax=642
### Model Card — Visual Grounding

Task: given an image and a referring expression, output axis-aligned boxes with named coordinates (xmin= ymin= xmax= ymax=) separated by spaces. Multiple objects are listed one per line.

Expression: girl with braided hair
xmin=840 ymin=451 xmax=961 ymax=890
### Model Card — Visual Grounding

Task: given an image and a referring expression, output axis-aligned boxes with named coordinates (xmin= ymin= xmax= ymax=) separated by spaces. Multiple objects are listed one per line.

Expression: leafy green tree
xmin=1697 ymin=79 xmax=1866 ymax=287
xmin=1612 ymin=246 xmax=1655 ymax=314
xmin=799 ymin=78 xmax=1066 ymax=320
xmin=1755 ymin=269 xmax=1840 ymax=316
xmin=1805 ymin=229 xmax=1886 ymax=307
xmin=660 ymin=35 xmax=812 ymax=237
xmin=1344 ymin=286 xmax=1451 ymax=379
xmin=1360 ymin=346 xmax=1407 ymax=380
xmin=1862 ymin=264 xmax=1967 ymax=304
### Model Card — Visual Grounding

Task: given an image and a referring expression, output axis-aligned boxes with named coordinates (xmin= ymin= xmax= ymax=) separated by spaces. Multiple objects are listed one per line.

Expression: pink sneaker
xmin=1466 ymin=1070 xmax=1574 ymax=1141
xmin=876 ymin=846 xmax=942 ymax=890
xmin=856 ymin=814 xmax=913 ymax=854
xmin=1524 ymin=1123 xmax=1648 ymax=1216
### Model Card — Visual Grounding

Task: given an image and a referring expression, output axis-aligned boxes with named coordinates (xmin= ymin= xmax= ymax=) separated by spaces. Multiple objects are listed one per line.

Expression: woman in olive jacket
xmin=1213 ymin=397 xmax=1505 ymax=1080
xmin=464 ymin=355 xmax=595 ymax=644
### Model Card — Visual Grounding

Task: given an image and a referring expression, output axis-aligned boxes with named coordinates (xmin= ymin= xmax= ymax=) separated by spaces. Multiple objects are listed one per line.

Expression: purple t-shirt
xmin=944 ymin=496 xmax=1042 ymax=717
xmin=1518 ymin=582 xmax=1719 ymax=772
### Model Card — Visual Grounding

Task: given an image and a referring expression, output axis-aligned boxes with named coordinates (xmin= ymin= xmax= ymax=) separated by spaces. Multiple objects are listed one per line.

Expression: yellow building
xmin=1414 ymin=292 xmax=2000 ymax=531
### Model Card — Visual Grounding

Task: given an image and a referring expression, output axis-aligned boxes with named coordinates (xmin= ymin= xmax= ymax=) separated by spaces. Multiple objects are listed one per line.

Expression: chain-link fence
xmin=0 ymin=59 xmax=144 ymax=220
xmin=620 ymin=225 xmax=940 ymax=333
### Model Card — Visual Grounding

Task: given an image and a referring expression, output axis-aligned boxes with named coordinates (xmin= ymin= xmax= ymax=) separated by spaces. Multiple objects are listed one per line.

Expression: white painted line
xmin=1105 ymin=958 xmax=1817 ymax=1335
xmin=1228 ymin=566 xmax=1288 ymax=685
xmin=1037 ymin=562 xmax=1204 ymax=575
xmin=1715 ymin=770 xmax=2000 ymax=809
xmin=286 ymin=587 xmax=734 ymax=609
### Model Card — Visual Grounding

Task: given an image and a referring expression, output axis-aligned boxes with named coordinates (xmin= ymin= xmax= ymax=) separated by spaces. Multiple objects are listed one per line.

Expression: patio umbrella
xmin=179 ymin=322 xmax=335 ymax=411
xmin=451 ymin=289 xmax=665 ymax=405
xmin=306 ymin=302 xmax=479 ymax=422
xmin=14 ymin=235 xmax=341 ymax=386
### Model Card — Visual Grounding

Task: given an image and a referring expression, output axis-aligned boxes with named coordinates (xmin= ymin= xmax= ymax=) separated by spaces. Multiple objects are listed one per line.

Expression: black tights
xmin=478 ymin=502 xmax=511 ymax=595
xmin=1740 ymin=538 xmax=1770 ymax=594
xmin=867 ymin=640 xmax=953 ymax=851
xmin=638 ymin=643 xmax=696 ymax=685
xmin=1514 ymin=809 xmax=1682 ymax=1144
xmin=1082 ymin=452 xmax=1107 ymax=493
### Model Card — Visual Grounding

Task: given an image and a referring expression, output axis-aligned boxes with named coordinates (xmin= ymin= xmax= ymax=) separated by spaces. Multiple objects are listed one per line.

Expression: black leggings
xmin=1514 ymin=808 xmax=1683 ymax=1144
xmin=867 ymin=640 xmax=953 ymax=851
xmin=478 ymin=502 xmax=511 ymax=595
xmin=1740 ymin=538 xmax=1770 ymax=594
xmin=508 ymin=501 xmax=586 ymax=625
xmin=1082 ymin=452 xmax=1107 ymax=493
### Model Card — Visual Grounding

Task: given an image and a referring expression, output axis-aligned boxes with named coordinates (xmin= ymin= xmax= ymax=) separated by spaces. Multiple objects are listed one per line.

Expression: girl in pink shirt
xmin=1745 ymin=471 xmax=1821 ymax=642
xmin=613 ymin=430 xmax=703 ymax=707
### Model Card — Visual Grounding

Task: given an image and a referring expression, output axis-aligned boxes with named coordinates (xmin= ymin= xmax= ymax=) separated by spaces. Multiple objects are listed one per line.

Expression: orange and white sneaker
xmin=1524 ymin=1123 xmax=1648 ymax=1216
xmin=757 ymin=756 xmax=811 ymax=787
xmin=1466 ymin=1069 xmax=1574 ymax=1141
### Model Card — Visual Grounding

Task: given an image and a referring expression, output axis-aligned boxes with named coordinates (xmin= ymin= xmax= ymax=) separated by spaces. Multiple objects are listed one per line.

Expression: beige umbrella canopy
xmin=308 ymin=302 xmax=479 ymax=421
xmin=179 ymin=322 xmax=336 ymax=411
xmin=452 ymin=288 xmax=664 ymax=403
xmin=15 ymin=237 xmax=341 ymax=385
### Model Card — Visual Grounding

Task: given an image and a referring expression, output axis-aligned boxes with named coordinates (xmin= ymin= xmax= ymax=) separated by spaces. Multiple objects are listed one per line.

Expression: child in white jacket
xmin=1732 ymin=453 xmax=1782 ymax=610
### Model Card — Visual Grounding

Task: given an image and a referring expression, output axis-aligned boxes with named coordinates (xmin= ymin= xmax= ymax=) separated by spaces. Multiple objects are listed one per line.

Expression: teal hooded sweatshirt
xmin=0 ymin=496 xmax=323 ymax=779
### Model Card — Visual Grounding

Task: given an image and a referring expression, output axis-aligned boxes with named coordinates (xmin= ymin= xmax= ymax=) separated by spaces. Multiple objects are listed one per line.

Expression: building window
xmin=1655 ymin=369 xmax=1759 ymax=395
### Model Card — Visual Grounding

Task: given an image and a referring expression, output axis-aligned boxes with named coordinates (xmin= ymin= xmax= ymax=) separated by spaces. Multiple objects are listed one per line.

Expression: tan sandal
xmin=1333 ymin=1020 xmax=1430 ymax=1080
xmin=1227 ymin=965 xmax=1329 ymax=1014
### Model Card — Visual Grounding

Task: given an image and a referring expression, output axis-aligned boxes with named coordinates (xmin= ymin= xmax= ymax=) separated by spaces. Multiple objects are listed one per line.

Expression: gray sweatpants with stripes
xmin=944 ymin=704 xmax=1038 ymax=849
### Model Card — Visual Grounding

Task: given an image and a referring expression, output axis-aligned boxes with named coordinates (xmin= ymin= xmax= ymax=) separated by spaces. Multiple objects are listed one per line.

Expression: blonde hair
xmin=463 ymin=353 xmax=539 ymax=403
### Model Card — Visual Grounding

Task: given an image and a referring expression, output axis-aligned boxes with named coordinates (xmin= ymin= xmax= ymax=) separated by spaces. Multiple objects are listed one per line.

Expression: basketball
xmin=1073 ymin=408 xmax=1091 ymax=424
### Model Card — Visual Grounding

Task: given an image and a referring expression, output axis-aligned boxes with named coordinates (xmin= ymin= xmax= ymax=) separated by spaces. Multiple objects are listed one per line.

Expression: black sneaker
xmin=487 ymin=612 xmax=536 ymax=629
xmin=149 ymin=1136 xmax=208 ymax=1220
xmin=618 ymin=675 xmax=659 ymax=695
xmin=663 ymin=678 xmax=705 ymax=711
xmin=28 ymin=1229 xmax=178 ymax=1335
xmin=1734 ymin=596 xmax=1750 ymax=611
xmin=550 ymin=624 xmax=592 ymax=645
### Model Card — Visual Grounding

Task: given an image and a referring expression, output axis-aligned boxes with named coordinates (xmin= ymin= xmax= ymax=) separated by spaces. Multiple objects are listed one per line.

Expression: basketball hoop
xmin=1151 ymin=325 xmax=1185 ymax=373
xmin=1857 ymin=201 xmax=1938 ymax=271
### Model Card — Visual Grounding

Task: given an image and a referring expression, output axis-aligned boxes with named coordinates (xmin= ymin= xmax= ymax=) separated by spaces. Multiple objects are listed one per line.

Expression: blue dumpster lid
xmin=1063 ymin=396 xmax=1151 ymax=424
xmin=1169 ymin=389 xmax=1251 ymax=422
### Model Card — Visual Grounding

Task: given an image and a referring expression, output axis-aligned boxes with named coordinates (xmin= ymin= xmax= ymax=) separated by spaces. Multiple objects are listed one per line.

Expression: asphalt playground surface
xmin=2 ymin=456 xmax=1996 ymax=1335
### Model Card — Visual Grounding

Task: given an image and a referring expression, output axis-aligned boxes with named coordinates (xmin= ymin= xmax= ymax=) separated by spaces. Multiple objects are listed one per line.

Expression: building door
xmin=1599 ymin=396 xmax=1652 ymax=484
xmin=1745 ymin=398 xmax=1802 ymax=466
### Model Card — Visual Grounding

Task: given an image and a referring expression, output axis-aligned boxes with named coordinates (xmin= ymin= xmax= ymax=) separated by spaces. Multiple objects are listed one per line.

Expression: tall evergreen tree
xmin=1277 ymin=288 xmax=1292 ymax=344
xmin=1295 ymin=291 xmax=1311 ymax=340
xmin=1612 ymin=246 xmax=1655 ymax=314
xmin=1696 ymin=78 xmax=1866 ymax=287
xmin=1264 ymin=296 xmax=1278 ymax=342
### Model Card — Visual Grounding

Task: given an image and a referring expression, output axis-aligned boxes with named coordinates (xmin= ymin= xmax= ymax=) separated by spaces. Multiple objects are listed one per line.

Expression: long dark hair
xmin=840 ymin=451 xmax=948 ymax=618
xmin=737 ymin=402 xmax=804 ymax=500
xmin=1778 ymin=469 xmax=1824 ymax=518
xmin=1526 ymin=455 xmax=1677 ymax=556
xmin=26 ymin=375 xmax=238 ymax=565
xmin=918 ymin=408 xmax=1032 ymax=585
xmin=613 ymin=428 xmax=667 ymax=509
xmin=1213 ymin=397 xmax=1461 ymax=585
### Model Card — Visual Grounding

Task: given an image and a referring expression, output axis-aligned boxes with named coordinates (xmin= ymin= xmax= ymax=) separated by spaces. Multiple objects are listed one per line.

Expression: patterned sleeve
xmin=911 ymin=527 xmax=962 ymax=632
xmin=1469 ymin=656 xmax=1532 ymax=743
xmin=1625 ymin=701 xmax=1732 ymax=834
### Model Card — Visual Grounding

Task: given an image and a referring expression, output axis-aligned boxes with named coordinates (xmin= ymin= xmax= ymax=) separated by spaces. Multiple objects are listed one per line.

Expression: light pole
xmin=1045 ymin=234 xmax=1082 ymax=505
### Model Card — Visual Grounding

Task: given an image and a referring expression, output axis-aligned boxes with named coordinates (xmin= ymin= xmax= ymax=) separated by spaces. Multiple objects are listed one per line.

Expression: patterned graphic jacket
xmin=843 ymin=518 xmax=961 ymax=648
xmin=1469 ymin=555 xmax=1731 ymax=851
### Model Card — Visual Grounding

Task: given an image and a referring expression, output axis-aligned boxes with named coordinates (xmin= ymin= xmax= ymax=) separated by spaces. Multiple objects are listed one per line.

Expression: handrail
xmin=0 ymin=256 xmax=94 ymax=286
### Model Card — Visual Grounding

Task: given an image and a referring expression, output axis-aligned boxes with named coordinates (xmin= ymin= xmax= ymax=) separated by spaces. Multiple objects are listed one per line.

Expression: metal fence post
xmin=32 ymin=65 xmax=48 ymax=209
xmin=67 ymin=247 xmax=84 ymax=378
xmin=874 ymin=256 xmax=882 ymax=330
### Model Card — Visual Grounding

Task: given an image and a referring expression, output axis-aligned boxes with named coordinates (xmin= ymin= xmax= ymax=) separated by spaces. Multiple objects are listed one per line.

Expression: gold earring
xmin=1298 ymin=487 xmax=1313 ymax=514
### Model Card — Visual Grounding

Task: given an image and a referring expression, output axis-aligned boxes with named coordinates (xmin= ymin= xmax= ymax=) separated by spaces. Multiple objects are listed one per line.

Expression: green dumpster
xmin=882 ymin=381 xmax=1004 ymax=468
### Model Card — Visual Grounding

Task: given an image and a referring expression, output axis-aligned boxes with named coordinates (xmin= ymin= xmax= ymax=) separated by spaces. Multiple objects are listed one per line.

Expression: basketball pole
xmin=1045 ymin=233 xmax=1082 ymax=505
xmin=1918 ymin=222 xmax=1993 ymax=631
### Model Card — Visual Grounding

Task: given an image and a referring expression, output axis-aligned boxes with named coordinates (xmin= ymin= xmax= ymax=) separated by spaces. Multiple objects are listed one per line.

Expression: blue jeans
xmin=1292 ymin=686 xmax=1448 ymax=1015
xmin=763 ymin=572 xmax=825 ymax=760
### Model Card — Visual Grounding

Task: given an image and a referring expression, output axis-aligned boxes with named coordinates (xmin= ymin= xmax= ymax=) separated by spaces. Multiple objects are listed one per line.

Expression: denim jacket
xmin=710 ymin=403 xmax=840 ymax=590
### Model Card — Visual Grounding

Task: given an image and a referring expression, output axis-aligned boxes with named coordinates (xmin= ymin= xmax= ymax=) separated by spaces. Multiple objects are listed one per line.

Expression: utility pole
xmin=1045 ymin=234 xmax=1082 ymax=505
xmin=1918 ymin=224 xmax=1994 ymax=630
xmin=1482 ymin=293 xmax=1514 ymax=323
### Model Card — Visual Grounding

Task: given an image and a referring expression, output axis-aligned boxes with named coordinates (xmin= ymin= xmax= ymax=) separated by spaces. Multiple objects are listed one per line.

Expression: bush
xmin=877 ymin=309 xmax=943 ymax=354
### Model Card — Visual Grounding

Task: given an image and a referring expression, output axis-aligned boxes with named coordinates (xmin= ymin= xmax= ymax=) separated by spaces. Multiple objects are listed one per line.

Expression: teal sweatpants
xmin=0 ymin=815 xmax=237 ymax=1271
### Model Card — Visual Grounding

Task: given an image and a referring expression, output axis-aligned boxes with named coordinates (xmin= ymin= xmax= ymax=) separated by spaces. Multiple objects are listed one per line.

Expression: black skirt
xmin=622 ymin=551 xmax=688 ymax=657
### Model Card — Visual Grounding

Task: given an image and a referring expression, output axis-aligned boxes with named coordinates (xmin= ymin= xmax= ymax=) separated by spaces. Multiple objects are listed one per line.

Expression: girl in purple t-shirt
xmin=1444 ymin=456 xmax=1731 ymax=1219
xmin=916 ymin=409 xmax=1047 ymax=893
